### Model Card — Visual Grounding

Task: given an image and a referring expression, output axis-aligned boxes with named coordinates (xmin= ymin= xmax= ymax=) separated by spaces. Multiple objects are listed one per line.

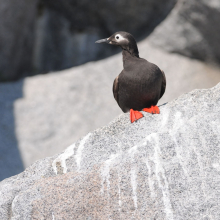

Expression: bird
xmin=95 ymin=31 xmax=166 ymax=123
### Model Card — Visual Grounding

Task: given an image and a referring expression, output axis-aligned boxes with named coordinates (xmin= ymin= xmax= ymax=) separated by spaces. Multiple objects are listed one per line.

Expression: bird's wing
xmin=113 ymin=75 xmax=119 ymax=104
xmin=160 ymin=70 xmax=166 ymax=99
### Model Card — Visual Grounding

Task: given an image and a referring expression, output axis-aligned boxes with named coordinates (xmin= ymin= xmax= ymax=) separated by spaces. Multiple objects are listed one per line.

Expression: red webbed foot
xmin=130 ymin=109 xmax=144 ymax=123
xmin=143 ymin=106 xmax=160 ymax=114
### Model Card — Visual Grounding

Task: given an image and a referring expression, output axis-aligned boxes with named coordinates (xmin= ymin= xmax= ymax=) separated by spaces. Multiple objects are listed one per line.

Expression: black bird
xmin=95 ymin=31 xmax=166 ymax=123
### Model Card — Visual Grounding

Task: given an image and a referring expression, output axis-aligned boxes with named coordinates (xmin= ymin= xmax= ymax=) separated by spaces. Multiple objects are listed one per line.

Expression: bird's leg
xmin=130 ymin=109 xmax=144 ymax=123
xmin=143 ymin=106 xmax=160 ymax=114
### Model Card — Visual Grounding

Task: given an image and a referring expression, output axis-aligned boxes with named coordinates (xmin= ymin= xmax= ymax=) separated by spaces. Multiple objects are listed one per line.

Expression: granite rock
xmin=1 ymin=40 xmax=220 ymax=180
xmin=0 ymin=0 xmax=176 ymax=81
xmin=0 ymin=0 xmax=38 ymax=81
xmin=149 ymin=0 xmax=220 ymax=64
xmin=32 ymin=0 xmax=177 ymax=73
xmin=1 ymin=83 xmax=220 ymax=219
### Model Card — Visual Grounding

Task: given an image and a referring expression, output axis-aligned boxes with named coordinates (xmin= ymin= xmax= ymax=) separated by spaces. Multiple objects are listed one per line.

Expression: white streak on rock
xmin=213 ymin=163 xmax=220 ymax=171
xmin=145 ymin=158 xmax=155 ymax=198
xmin=52 ymin=133 xmax=91 ymax=174
xmin=192 ymin=133 xmax=213 ymax=220
xmin=52 ymin=212 xmax=55 ymax=220
xmin=74 ymin=133 xmax=91 ymax=170
xmin=151 ymin=133 xmax=174 ymax=220
xmin=130 ymin=167 xmax=138 ymax=209
xmin=118 ymin=172 xmax=122 ymax=215
xmin=171 ymin=134 xmax=189 ymax=178
xmin=100 ymin=153 xmax=119 ymax=194
xmin=52 ymin=143 xmax=76 ymax=174
xmin=128 ymin=145 xmax=137 ymax=155
xmin=160 ymin=108 xmax=170 ymax=129
xmin=170 ymin=112 xmax=189 ymax=178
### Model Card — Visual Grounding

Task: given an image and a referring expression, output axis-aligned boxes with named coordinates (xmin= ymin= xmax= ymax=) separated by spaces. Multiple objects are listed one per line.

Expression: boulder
xmin=149 ymin=0 xmax=220 ymax=64
xmin=1 ymin=39 xmax=220 ymax=180
xmin=0 ymin=0 xmax=38 ymax=81
xmin=0 ymin=0 xmax=176 ymax=81
xmin=1 ymin=82 xmax=220 ymax=219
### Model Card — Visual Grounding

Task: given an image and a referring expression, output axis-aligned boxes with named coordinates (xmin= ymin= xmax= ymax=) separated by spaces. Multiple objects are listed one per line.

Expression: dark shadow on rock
xmin=158 ymin=102 xmax=168 ymax=107
xmin=31 ymin=0 xmax=178 ymax=77
xmin=0 ymin=80 xmax=24 ymax=181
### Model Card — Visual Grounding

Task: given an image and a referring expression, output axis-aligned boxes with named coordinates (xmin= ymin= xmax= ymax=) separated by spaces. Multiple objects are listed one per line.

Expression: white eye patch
xmin=115 ymin=34 xmax=125 ymax=42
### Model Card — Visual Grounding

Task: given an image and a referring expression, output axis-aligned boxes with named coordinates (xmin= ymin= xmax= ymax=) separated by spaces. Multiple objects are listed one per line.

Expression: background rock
xmin=1 ymin=0 xmax=220 ymax=81
xmin=1 ymin=39 xmax=220 ymax=180
xmin=149 ymin=0 xmax=220 ymax=64
xmin=0 ymin=0 xmax=176 ymax=81
xmin=0 ymin=0 xmax=38 ymax=81
xmin=1 ymin=83 xmax=220 ymax=219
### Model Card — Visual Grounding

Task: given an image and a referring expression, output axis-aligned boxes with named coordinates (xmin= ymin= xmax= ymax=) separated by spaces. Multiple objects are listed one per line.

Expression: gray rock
xmin=0 ymin=0 xmax=177 ymax=81
xmin=1 ymin=0 xmax=220 ymax=81
xmin=0 ymin=0 xmax=38 ymax=81
xmin=1 ymin=40 xmax=220 ymax=180
xmin=1 ymin=82 xmax=220 ymax=219
xmin=149 ymin=0 xmax=220 ymax=64
xmin=32 ymin=0 xmax=177 ymax=73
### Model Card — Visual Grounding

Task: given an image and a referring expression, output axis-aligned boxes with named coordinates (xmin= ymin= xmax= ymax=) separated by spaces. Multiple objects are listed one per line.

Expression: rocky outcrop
xmin=1 ymin=0 xmax=220 ymax=81
xmin=0 ymin=0 xmax=38 ymax=81
xmin=1 ymin=83 xmax=220 ymax=219
xmin=0 ymin=0 xmax=176 ymax=81
xmin=1 ymin=39 xmax=220 ymax=181
xmin=149 ymin=0 xmax=220 ymax=64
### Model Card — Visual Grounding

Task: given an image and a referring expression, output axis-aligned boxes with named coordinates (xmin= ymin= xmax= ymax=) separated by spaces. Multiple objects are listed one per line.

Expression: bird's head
xmin=95 ymin=31 xmax=139 ymax=57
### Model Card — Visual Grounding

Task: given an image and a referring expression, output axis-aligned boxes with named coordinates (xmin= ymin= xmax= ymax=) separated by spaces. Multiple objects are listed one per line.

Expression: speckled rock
xmin=1 ymin=83 xmax=220 ymax=219
xmin=1 ymin=39 xmax=220 ymax=181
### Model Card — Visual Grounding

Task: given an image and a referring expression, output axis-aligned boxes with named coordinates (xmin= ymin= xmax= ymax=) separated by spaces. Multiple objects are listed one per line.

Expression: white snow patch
xmin=74 ymin=133 xmax=91 ymax=170
xmin=130 ymin=167 xmax=138 ymax=209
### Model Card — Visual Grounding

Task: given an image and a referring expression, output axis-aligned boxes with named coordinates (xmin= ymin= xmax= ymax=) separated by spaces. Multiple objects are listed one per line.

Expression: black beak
xmin=95 ymin=38 xmax=110 ymax=44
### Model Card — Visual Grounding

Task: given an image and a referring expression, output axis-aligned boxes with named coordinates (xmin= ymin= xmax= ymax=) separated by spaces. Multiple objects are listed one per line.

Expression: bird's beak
xmin=95 ymin=38 xmax=110 ymax=44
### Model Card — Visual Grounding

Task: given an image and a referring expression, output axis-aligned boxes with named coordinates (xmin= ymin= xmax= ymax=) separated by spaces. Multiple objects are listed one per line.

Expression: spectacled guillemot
xmin=96 ymin=31 xmax=166 ymax=123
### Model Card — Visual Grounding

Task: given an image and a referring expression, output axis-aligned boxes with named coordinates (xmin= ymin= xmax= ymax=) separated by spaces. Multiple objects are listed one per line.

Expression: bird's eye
xmin=116 ymin=35 xmax=119 ymax=40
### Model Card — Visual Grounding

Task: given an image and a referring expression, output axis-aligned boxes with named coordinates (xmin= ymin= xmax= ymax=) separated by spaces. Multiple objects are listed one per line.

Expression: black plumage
xmin=96 ymin=31 xmax=166 ymax=115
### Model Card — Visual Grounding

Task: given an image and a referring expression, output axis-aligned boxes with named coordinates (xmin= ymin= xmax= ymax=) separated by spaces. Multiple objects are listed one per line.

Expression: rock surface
xmin=1 ymin=39 xmax=220 ymax=180
xmin=1 ymin=83 xmax=220 ymax=219
xmin=1 ymin=0 xmax=220 ymax=81
xmin=0 ymin=0 xmax=176 ymax=81
xmin=149 ymin=0 xmax=220 ymax=64
xmin=0 ymin=0 xmax=38 ymax=81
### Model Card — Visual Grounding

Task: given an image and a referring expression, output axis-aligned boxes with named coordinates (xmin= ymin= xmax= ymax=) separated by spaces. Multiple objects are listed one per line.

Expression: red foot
xmin=130 ymin=109 xmax=144 ymax=123
xmin=143 ymin=106 xmax=160 ymax=114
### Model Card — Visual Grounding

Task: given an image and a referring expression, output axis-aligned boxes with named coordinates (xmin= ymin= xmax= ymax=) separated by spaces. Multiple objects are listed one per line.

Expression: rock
xmin=0 ymin=0 xmax=177 ymax=81
xmin=32 ymin=0 xmax=177 ymax=74
xmin=149 ymin=0 xmax=220 ymax=64
xmin=1 ymin=0 xmax=220 ymax=81
xmin=1 ymin=83 xmax=220 ymax=219
xmin=1 ymin=39 xmax=220 ymax=180
xmin=42 ymin=0 xmax=176 ymax=35
xmin=33 ymin=7 xmax=113 ymax=73
xmin=0 ymin=0 xmax=38 ymax=81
